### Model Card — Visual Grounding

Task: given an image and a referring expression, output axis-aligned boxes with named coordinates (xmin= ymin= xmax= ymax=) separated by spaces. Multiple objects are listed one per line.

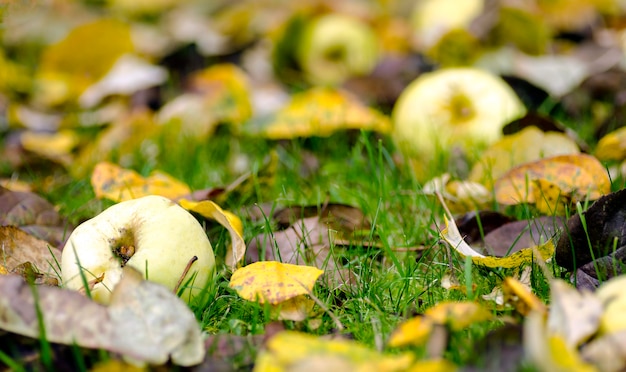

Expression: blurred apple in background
xmin=297 ymin=13 xmax=379 ymax=86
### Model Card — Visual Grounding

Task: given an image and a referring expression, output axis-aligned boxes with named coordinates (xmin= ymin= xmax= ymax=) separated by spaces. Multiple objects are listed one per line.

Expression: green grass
xmin=3 ymin=125 xmax=582 ymax=369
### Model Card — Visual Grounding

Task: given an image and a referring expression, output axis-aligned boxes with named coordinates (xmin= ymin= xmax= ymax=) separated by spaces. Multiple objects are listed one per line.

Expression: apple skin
xmin=297 ymin=13 xmax=379 ymax=86
xmin=61 ymin=195 xmax=215 ymax=305
xmin=392 ymin=67 xmax=526 ymax=160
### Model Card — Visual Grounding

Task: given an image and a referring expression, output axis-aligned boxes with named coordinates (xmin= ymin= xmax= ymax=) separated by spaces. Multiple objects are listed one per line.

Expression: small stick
xmin=174 ymin=256 xmax=198 ymax=294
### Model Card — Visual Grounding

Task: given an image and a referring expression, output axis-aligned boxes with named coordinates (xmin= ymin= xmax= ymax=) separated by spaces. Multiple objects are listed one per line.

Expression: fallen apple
xmin=411 ymin=0 xmax=483 ymax=48
xmin=61 ymin=195 xmax=215 ymax=305
xmin=297 ymin=13 xmax=379 ymax=86
xmin=392 ymin=67 xmax=526 ymax=161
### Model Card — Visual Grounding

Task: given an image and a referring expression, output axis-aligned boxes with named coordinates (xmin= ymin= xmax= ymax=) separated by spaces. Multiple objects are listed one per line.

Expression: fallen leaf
xmin=595 ymin=275 xmax=626 ymax=335
xmin=35 ymin=18 xmax=134 ymax=106
xmin=0 ymin=186 xmax=71 ymax=247
xmin=469 ymin=126 xmax=580 ymax=188
xmin=389 ymin=301 xmax=492 ymax=347
xmin=555 ymin=189 xmax=626 ymax=271
xmin=0 ymin=267 xmax=204 ymax=366
xmin=0 ymin=226 xmax=62 ymax=284
xmin=595 ymin=126 xmax=626 ymax=162
xmin=229 ymin=261 xmax=323 ymax=305
xmin=502 ymin=268 xmax=546 ymax=316
xmin=575 ymin=246 xmax=626 ymax=291
xmin=19 ymin=129 xmax=80 ymax=167
xmin=179 ymin=199 xmax=246 ymax=269
xmin=91 ymin=161 xmax=191 ymax=202
xmin=440 ymin=216 xmax=555 ymax=269
xmin=79 ymin=54 xmax=168 ymax=108
xmin=423 ymin=174 xmax=492 ymax=213
xmin=494 ymin=153 xmax=610 ymax=209
xmin=482 ymin=217 xmax=565 ymax=257
xmin=580 ymin=331 xmax=626 ymax=372
xmin=245 ymin=87 xmax=391 ymax=139
xmin=255 ymin=331 xmax=414 ymax=372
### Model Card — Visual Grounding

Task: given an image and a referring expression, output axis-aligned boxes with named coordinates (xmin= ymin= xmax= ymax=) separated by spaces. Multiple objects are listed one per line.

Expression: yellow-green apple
xmin=392 ymin=67 xmax=526 ymax=161
xmin=62 ymin=195 xmax=215 ymax=305
xmin=297 ymin=13 xmax=379 ymax=86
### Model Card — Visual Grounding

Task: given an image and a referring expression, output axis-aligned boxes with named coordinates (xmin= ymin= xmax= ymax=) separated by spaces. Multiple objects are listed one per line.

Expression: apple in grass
xmin=297 ymin=13 xmax=379 ymax=86
xmin=61 ymin=195 xmax=215 ymax=305
xmin=392 ymin=67 xmax=526 ymax=168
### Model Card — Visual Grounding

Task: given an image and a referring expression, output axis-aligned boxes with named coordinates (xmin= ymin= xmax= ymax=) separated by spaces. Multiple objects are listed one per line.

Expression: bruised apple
xmin=61 ymin=195 xmax=215 ymax=304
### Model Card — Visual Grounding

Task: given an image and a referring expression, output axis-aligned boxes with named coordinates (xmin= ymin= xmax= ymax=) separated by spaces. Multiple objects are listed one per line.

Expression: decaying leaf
xmin=0 ymin=267 xmax=204 ymax=366
xmin=0 ymin=186 xmax=71 ymax=247
xmin=469 ymin=126 xmax=580 ymax=188
xmin=595 ymin=126 xmax=626 ymax=161
xmin=389 ymin=301 xmax=492 ymax=347
xmin=246 ymin=87 xmax=391 ymax=139
xmin=255 ymin=331 xmax=415 ymax=372
xmin=502 ymin=268 xmax=546 ymax=316
xmin=229 ymin=261 xmax=323 ymax=305
xmin=494 ymin=153 xmax=610 ymax=211
xmin=440 ymin=216 xmax=555 ymax=268
xmin=580 ymin=331 xmax=626 ymax=372
xmin=555 ymin=189 xmax=626 ymax=271
xmin=20 ymin=129 xmax=80 ymax=167
xmin=91 ymin=161 xmax=191 ymax=202
xmin=595 ymin=275 xmax=626 ymax=335
xmin=179 ymin=199 xmax=246 ymax=269
xmin=0 ymin=226 xmax=62 ymax=284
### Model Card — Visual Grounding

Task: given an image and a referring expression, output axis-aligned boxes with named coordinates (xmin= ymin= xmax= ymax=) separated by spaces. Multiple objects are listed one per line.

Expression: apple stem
xmin=174 ymin=255 xmax=198 ymax=295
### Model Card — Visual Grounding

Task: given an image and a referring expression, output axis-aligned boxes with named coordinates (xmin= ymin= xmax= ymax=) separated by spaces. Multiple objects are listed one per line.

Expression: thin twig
xmin=174 ymin=256 xmax=198 ymax=294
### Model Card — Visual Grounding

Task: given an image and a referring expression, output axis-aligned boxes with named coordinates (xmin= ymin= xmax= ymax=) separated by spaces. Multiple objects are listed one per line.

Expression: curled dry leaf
xmin=0 ymin=267 xmax=204 ymax=366
xmin=423 ymin=173 xmax=492 ymax=214
xmin=179 ymin=199 xmax=246 ymax=269
xmin=0 ymin=186 xmax=70 ymax=247
xmin=91 ymin=161 xmax=191 ymax=202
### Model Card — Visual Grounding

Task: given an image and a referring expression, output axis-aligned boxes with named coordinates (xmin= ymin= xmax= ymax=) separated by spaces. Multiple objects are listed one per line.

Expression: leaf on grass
xmin=481 ymin=217 xmax=565 ymax=257
xmin=555 ymin=189 xmax=626 ymax=271
xmin=255 ymin=331 xmax=414 ymax=372
xmin=35 ymin=18 xmax=134 ymax=106
xmin=245 ymin=87 xmax=391 ymax=139
xmin=494 ymin=153 xmax=610 ymax=210
xmin=389 ymin=301 xmax=492 ymax=347
xmin=79 ymin=54 xmax=168 ymax=108
xmin=91 ymin=161 xmax=191 ymax=202
xmin=595 ymin=275 xmax=626 ymax=335
xmin=547 ymin=280 xmax=602 ymax=349
xmin=179 ymin=199 xmax=246 ymax=269
xmin=0 ymin=226 xmax=62 ymax=285
xmin=0 ymin=186 xmax=71 ymax=247
xmin=157 ymin=64 xmax=252 ymax=139
xmin=440 ymin=216 xmax=555 ymax=268
xmin=595 ymin=126 xmax=626 ymax=161
xmin=503 ymin=271 xmax=546 ymax=316
xmin=270 ymin=295 xmax=317 ymax=322
xmin=20 ymin=129 xmax=80 ymax=167
xmin=0 ymin=267 xmax=204 ymax=366
xmin=524 ymin=310 xmax=597 ymax=372
xmin=229 ymin=261 xmax=323 ymax=305
xmin=423 ymin=174 xmax=492 ymax=214
xmin=469 ymin=126 xmax=580 ymax=188
xmin=580 ymin=331 xmax=626 ymax=372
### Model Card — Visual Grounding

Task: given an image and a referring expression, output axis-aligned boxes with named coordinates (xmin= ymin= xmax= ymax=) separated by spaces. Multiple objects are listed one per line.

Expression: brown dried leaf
xmin=0 ymin=226 xmax=62 ymax=284
xmin=0 ymin=186 xmax=70 ymax=247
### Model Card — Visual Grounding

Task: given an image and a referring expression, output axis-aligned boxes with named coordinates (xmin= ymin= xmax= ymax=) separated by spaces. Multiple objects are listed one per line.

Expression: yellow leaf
xmin=91 ymin=162 xmax=190 ymax=202
xmin=179 ymin=199 xmax=246 ymax=269
xmin=36 ymin=18 xmax=134 ymax=106
xmin=229 ymin=262 xmax=323 ymax=305
xmin=249 ymin=87 xmax=391 ymax=139
xmin=595 ymin=126 xmax=626 ymax=161
xmin=270 ymin=295 xmax=316 ymax=321
xmin=469 ymin=126 xmax=580 ymax=188
xmin=388 ymin=316 xmax=433 ymax=347
xmin=503 ymin=276 xmax=547 ymax=316
xmin=440 ymin=216 xmax=555 ymax=268
xmin=389 ymin=301 xmax=491 ymax=347
xmin=423 ymin=173 xmax=492 ymax=214
xmin=20 ymin=129 xmax=80 ymax=166
xmin=254 ymin=331 xmax=414 ymax=372
xmin=424 ymin=301 xmax=492 ymax=331
xmin=494 ymin=154 xmax=610 ymax=210
xmin=405 ymin=359 xmax=458 ymax=372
